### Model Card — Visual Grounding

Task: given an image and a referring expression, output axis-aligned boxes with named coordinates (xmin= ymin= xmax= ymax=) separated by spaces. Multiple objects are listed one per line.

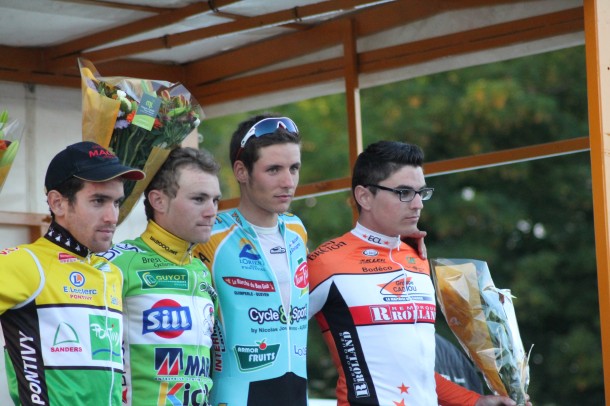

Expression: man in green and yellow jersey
xmin=104 ymin=147 xmax=221 ymax=406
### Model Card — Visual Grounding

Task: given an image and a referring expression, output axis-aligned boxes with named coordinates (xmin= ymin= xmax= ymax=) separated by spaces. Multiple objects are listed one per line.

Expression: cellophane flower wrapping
xmin=78 ymin=58 xmax=204 ymax=224
xmin=0 ymin=110 xmax=24 ymax=194
xmin=430 ymin=258 xmax=530 ymax=405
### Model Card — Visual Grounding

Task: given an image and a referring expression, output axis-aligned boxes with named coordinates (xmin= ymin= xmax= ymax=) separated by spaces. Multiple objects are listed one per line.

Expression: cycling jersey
xmin=193 ymin=209 xmax=309 ymax=406
xmin=0 ymin=222 xmax=123 ymax=406
xmin=103 ymin=221 xmax=216 ymax=406
xmin=308 ymin=223 xmax=481 ymax=406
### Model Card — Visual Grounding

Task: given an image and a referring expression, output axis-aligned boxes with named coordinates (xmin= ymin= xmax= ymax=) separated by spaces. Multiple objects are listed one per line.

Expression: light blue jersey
xmin=194 ymin=209 xmax=309 ymax=406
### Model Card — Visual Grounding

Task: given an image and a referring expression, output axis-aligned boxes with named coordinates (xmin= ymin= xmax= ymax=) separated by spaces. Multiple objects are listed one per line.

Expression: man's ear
xmin=233 ymin=160 xmax=249 ymax=184
xmin=47 ymin=190 xmax=67 ymax=217
xmin=354 ymin=185 xmax=373 ymax=212
xmin=148 ymin=189 xmax=168 ymax=214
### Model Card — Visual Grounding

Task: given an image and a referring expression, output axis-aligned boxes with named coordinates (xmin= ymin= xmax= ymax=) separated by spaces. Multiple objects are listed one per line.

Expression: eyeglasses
xmin=364 ymin=184 xmax=434 ymax=202
xmin=240 ymin=117 xmax=299 ymax=148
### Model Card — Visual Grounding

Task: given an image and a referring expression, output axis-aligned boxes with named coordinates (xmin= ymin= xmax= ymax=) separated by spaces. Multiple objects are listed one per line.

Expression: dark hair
xmin=48 ymin=177 xmax=87 ymax=219
xmin=229 ymin=113 xmax=301 ymax=172
xmin=144 ymin=147 xmax=220 ymax=221
xmin=352 ymin=140 xmax=425 ymax=212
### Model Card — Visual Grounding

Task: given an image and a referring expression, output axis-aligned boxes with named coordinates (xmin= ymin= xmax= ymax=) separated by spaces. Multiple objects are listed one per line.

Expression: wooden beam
xmin=59 ymin=0 xmax=381 ymax=68
xmin=0 ymin=4 xmax=583 ymax=94
xmin=584 ymin=0 xmax=610 ymax=403
xmin=184 ymin=0 xmax=444 ymax=85
xmin=424 ymin=137 xmax=590 ymax=176
xmin=342 ymin=18 xmax=362 ymax=224
xmin=216 ymin=137 xmax=589 ymax=211
xmin=343 ymin=18 xmax=363 ymax=168
xmin=44 ymin=1 xmax=240 ymax=62
xmin=0 ymin=211 xmax=49 ymax=226
xmin=360 ymin=7 xmax=584 ymax=72
xmin=191 ymin=7 xmax=583 ymax=105
xmin=56 ymin=0 xmax=170 ymax=13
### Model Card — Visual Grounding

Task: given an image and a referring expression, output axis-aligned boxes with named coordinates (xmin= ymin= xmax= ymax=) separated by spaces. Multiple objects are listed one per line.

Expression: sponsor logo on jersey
xmin=99 ymin=242 xmax=143 ymax=261
xmin=51 ymin=322 xmax=83 ymax=353
xmin=137 ymin=269 xmax=189 ymax=290
xmin=156 ymin=347 xmax=183 ymax=376
xmin=307 ymin=240 xmax=346 ymax=260
xmin=294 ymin=258 xmax=309 ymax=298
xmin=155 ymin=347 xmax=211 ymax=380
xmin=143 ymin=299 xmax=192 ymax=339
xmin=157 ymin=382 xmax=210 ymax=406
xmin=149 ymin=235 xmax=178 ymax=256
xmin=139 ymin=256 xmax=170 ymax=267
xmin=63 ymin=272 xmax=97 ymax=300
xmin=293 ymin=344 xmax=307 ymax=357
xmin=363 ymin=249 xmax=378 ymax=256
xmin=239 ymin=243 xmax=260 ymax=260
xmin=0 ymin=247 xmax=19 ymax=255
xmin=378 ymin=274 xmax=415 ymax=297
xmin=59 ymin=252 xmax=77 ymax=263
xmin=360 ymin=232 xmax=393 ymax=246
xmin=19 ymin=330 xmax=47 ymax=405
xmin=238 ymin=239 xmax=265 ymax=271
xmin=234 ymin=340 xmax=280 ymax=371
xmin=248 ymin=304 xmax=307 ymax=325
xmin=377 ymin=274 xmax=434 ymax=302
xmin=288 ymin=235 xmax=302 ymax=254
xmin=269 ymin=246 xmax=286 ymax=254
xmin=89 ymin=315 xmax=121 ymax=362
xmin=69 ymin=271 xmax=85 ymax=287
xmin=212 ymin=323 xmax=225 ymax=372
xmin=361 ymin=265 xmax=394 ymax=273
xmin=339 ymin=331 xmax=370 ymax=398
xmin=368 ymin=303 xmax=436 ymax=324
xmin=359 ymin=258 xmax=385 ymax=264
xmin=202 ymin=303 xmax=215 ymax=336
xmin=223 ymin=276 xmax=276 ymax=292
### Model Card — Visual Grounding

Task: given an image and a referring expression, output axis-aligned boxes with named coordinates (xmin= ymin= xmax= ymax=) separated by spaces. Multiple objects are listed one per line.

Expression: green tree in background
xmin=200 ymin=45 xmax=602 ymax=405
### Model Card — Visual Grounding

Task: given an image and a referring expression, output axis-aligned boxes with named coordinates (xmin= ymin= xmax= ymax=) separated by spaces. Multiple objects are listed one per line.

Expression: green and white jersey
xmin=104 ymin=221 xmax=217 ymax=406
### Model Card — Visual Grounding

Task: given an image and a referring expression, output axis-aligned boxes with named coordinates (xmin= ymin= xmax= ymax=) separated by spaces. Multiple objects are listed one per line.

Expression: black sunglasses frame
xmin=364 ymin=184 xmax=434 ymax=202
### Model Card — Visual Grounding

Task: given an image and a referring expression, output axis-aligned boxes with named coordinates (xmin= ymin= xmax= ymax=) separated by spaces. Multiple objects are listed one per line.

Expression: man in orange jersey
xmin=308 ymin=140 xmax=531 ymax=406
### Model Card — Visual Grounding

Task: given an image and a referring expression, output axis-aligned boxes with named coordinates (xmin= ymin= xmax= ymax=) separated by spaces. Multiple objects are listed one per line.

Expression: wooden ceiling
xmin=0 ymin=0 xmax=584 ymax=116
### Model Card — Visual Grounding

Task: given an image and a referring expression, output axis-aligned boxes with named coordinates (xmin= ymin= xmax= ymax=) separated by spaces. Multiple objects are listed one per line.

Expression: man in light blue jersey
xmin=194 ymin=114 xmax=308 ymax=406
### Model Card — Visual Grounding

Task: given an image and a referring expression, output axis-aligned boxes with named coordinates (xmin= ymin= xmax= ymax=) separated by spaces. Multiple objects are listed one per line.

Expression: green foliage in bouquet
xmin=431 ymin=258 xmax=530 ymax=405
xmin=79 ymin=58 xmax=203 ymax=223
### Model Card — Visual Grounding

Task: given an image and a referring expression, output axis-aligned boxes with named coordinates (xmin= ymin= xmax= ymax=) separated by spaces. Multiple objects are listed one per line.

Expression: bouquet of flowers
xmin=430 ymin=258 xmax=530 ymax=405
xmin=78 ymin=58 xmax=203 ymax=223
xmin=0 ymin=109 xmax=24 ymax=194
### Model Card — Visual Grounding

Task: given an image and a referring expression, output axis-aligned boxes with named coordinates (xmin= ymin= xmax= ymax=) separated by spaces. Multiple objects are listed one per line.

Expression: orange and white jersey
xmin=308 ymin=223 xmax=480 ymax=406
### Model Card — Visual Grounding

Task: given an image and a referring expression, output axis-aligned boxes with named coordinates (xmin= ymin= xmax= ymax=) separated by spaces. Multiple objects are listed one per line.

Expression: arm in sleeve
xmin=308 ymin=256 xmax=333 ymax=319
xmin=0 ymin=248 xmax=42 ymax=315
xmin=435 ymin=372 xmax=481 ymax=406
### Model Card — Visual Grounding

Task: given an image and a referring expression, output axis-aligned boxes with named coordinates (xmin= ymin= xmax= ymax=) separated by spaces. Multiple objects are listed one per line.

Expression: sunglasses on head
xmin=234 ymin=117 xmax=299 ymax=161
xmin=240 ymin=117 xmax=299 ymax=148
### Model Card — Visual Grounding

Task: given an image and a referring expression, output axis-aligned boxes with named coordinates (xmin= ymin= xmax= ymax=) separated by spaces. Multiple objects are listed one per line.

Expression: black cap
xmin=44 ymin=141 xmax=146 ymax=193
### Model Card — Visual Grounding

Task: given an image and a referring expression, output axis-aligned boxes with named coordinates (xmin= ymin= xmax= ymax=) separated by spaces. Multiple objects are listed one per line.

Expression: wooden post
xmin=584 ymin=0 xmax=610 ymax=402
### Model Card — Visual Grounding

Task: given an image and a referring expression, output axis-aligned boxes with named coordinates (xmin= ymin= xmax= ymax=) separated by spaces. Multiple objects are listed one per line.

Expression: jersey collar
xmin=352 ymin=222 xmax=401 ymax=249
xmin=141 ymin=220 xmax=193 ymax=265
xmin=45 ymin=221 xmax=91 ymax=257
